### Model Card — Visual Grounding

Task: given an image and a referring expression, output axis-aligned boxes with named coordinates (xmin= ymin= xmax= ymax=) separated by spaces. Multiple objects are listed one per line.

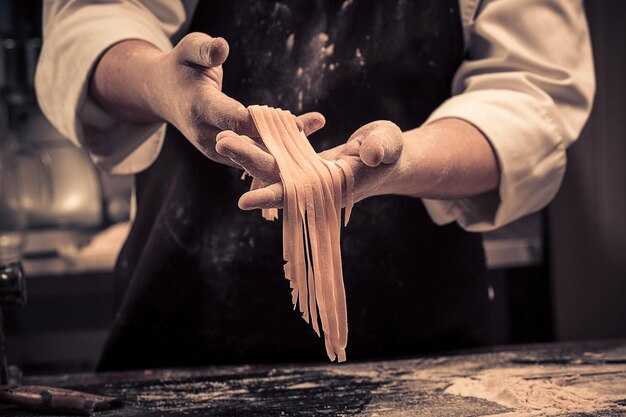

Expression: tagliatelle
xmin=248 ymin=105 xmax=354 ymax=362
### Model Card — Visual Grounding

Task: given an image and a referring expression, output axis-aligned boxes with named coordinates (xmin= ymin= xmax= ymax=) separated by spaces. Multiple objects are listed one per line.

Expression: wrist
xmin=141 ymin=49 xmax=178 ymax=124
xmin=385 ymin=130 xmax=430 ymax=197
xmin=393 ymin=118 xmax=500 ymax=199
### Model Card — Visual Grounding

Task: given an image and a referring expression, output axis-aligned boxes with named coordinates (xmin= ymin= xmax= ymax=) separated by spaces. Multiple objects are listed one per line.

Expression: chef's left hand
xmin=215 ymin=120 xmax=404 ymax=210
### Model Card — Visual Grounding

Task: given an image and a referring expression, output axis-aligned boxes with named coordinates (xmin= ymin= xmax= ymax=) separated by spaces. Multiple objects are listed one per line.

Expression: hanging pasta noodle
xmin=248 ymin=105 xmax=354 ymax=362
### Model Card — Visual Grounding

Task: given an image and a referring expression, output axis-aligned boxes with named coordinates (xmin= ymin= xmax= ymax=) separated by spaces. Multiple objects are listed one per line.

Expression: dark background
xmin=549 ymin=0 xmax=626 ymax=342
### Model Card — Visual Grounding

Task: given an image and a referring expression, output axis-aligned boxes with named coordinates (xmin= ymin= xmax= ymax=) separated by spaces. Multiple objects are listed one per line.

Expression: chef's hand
xmin=215 ymin=120 xmax=404 ymax=209
xmin=146 ymin=33 xmax=253 ymax=163
xmin=90 ymin=33 xmax=324 ymax=166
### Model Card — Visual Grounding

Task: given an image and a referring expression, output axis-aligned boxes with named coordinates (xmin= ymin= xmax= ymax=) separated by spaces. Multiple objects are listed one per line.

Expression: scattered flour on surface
xmin=321 ymin=43 xmax=334 ymax=57
xmin=297 ymin=90 xmax=304 ymax=112
xmin=355 ymin=48 xmax=365 ymax=66
xmin=287 ymin=382 xmax=321 ymax=390
xmin=444 ymin=368 xmax=618 ymax=416
xmin=286 ymin=33 xmax=295 ymax=51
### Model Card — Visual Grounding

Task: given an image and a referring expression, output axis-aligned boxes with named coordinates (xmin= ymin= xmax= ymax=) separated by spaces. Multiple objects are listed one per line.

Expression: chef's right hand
xmin=146 ymin=33 xmax=256 ymax=164
xmin=147 ymin=33 xmax=326 ymax=166
xmin=91 ymin=32 xmax=324 ymax=166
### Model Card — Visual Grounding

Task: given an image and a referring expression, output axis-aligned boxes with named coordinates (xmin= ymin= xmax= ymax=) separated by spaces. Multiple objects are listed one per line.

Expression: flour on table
xmin=444 ymin=368 xmax=618 ymax=416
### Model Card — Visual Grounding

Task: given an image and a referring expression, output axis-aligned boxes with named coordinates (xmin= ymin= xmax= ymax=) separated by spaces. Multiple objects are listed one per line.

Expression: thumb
xmin=238 ymin=182 xmax=284 ymax=210
xmin=297 ymin=112 xmax=326 ymax=136
xmin=358 ymin=122 xmax=403 ymax=167
xmin=176 ymin=32 xmax=229 ymax=67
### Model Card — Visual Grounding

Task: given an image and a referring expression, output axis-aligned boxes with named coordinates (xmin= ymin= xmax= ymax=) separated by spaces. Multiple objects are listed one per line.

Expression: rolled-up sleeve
xmin=35 ymin=0 xmax=186 ymax=174
xmin=423 ymin=0 xmax=595 ymax=231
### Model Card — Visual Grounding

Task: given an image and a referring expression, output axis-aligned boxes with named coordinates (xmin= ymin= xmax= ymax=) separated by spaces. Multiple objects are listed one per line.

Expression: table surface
xmin=2 ymin=341 xmax=626 ymax=416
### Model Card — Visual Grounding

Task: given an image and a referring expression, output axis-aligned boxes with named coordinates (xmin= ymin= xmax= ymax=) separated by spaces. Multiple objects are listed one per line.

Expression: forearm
xmin=392 ymin=118 xmax=500 ymax=199
xmin=90 ymin=39 xmax=165 ymax=124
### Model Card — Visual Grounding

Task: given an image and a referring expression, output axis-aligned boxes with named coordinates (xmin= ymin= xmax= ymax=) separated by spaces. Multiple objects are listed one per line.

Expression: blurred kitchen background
xmin=0 ymin=1 xmax=624 ymax=374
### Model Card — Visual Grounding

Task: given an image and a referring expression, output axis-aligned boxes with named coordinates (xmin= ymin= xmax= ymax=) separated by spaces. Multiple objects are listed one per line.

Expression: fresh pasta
xmin=248 ymin=105 xmax=354 ymax=362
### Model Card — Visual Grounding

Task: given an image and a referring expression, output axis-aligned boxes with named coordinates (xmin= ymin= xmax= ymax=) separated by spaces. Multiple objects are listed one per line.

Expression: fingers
xmin=177 ymin=32 xmax=229 ymax=67
xmin=359 ymin=134 xmax=385 ymax=167
xmin=356 ymin=121 xmax=404 ymax=167
xmin=297 ymin=112 xmax=326 ymax=136
xmin=176 ymin=33 xmax=253 ymax=135
xmin=200 ymin=91 xmax=259 ymax=136
xmin=216 ymin=131 xmax=280 ymax=183
xmin=238 ymin=182 xmax=284 ymax=210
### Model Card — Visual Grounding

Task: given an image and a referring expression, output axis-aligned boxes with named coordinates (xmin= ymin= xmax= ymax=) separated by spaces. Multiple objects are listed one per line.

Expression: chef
xmin=35 ymin=0 xmax=594 ymax=370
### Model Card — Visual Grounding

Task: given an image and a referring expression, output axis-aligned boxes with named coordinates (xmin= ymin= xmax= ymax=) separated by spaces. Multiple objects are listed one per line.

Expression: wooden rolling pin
xmin=0 ymin=385 xmax=122 ymax=415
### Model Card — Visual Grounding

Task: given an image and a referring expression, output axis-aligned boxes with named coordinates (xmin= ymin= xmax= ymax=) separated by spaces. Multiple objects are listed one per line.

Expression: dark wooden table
xmin=2 ymin=341 xmax=626 ymax=416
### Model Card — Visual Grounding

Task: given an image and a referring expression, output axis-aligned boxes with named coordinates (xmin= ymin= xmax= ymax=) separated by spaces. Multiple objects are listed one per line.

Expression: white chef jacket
xmin=35 ymin=0 xmax=595 ymax=232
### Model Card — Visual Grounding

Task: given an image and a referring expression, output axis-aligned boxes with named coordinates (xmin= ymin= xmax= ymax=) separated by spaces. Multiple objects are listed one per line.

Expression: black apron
xmin=98 ymin=0 xmax=489 ymax=371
